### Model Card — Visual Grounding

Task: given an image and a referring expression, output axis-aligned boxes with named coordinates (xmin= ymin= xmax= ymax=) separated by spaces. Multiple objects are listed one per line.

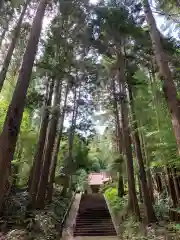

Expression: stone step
xmin=76 ymin=218 xmax=112 ymax=222
xmin=74 ymin=231 xmax=117 ymax=236
xmin=75 ymin=226 xmax=115 ymax=231
xmin=73 ymin=193 xmax=116 ymax=237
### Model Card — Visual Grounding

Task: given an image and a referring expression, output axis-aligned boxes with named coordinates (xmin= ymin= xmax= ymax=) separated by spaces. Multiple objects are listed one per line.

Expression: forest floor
xmin=118 ymin=218 xmax=180 ymax=239
xmin=0 ymin=188 xmax=73 ymax=240
xmin=114 ymin=205 xmax=180 ymax=240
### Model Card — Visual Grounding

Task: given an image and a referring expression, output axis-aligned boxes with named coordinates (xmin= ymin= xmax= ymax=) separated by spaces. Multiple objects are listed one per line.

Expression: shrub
xmin=52 ymin=196 xmax=71 ymax=220
xmin=100 ymin=181 xmax=117 ymax=193
xmin=153 ymin=192 xmax=170 ymax=220
xmin=105 ymin=187 xmax=126 ymax=214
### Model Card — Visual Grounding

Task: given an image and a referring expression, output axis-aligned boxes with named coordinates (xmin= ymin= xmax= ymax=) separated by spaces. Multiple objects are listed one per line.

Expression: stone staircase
xmin=73 ymin=193 xmax=117 ymax=237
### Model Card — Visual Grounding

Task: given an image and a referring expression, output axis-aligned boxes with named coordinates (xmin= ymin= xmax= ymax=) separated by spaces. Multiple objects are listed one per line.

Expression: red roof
xmin=88 ymin=172 xmax=111 ymax=185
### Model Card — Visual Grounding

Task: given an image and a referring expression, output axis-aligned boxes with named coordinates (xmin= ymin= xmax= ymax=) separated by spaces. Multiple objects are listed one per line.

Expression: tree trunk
xmin=47 ymin=83 xmax=69 ymax=202
xmin=0 ymin=0 xmax=30 ymax=92
xmin=68 ymin=87 xmax=79 ymax=159
xmin=117 ymin=52 xmax=140 ymax=220
xmin=155 ymin=173 xmax=163 ymax=193
xmin=140 ymin=133 xmax=155 ymax=203
xmin=128 ymin=85 xmax=157 ymax=223
xmin=0 ymin=0 xmax=47 ymax=209
xmin=143 ymin=0 xmax=180 ymax=155
xmin=66 ymin=87 xmax=79 ymax=173
xmin=118 ymin=173 xmax=124 ymax=197
xmin=166 ymin=167 xmax=177 ymax=207
xmin=35 ymin=79 xmax=62 ymax=209
xmin=138 ymin=175 xmax=143 ymax=203
xmin=29 ymin=79 xmax=54 ymax=208
xmin=172 ymin=168 xmax=180 ymax=204
xmin=112 ymin=78 xmax=125 ymax=197
xmin=64 ymin=87 xmax=80 ymax=193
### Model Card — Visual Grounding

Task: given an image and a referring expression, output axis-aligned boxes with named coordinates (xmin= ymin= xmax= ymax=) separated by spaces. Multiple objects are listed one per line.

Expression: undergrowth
xmin=0 ymin=189 xmax=72 ymax=240
xmin=153 ymin=191 xmax=170 ymax=221
xmin=104 ymin=186 xmax=127 ymax=215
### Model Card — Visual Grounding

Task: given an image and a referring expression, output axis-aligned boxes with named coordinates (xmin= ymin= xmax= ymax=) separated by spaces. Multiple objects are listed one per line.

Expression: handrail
xmin=59 ymin=190 xmax=76 ymax=237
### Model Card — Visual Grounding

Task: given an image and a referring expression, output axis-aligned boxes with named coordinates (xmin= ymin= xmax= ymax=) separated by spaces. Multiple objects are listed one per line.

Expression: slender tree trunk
xmin=172 ymin=168 xmax=180 ymax=204
xmin=0 ymin=0 xmax=30 ymax=92
xmin=143 ymin=0 xmax=180 ymax=155
xmin=140 ymin=133 xmax=155 ymax=203
xmin=117 ymin=52 xmax=140 ymax=220
xmin=35 ymin=79 xmax=62 ymax=209
xmin=128 ymin=85 xmax=157 ymax=223
xmin=112 ymin=78 xmax=125 ymax=197
xmin=155 ymin=173 xmax=163 ymax=193
xmin=64 ymin=87 xmax=80 ymax=193
xmin=0 ymin=0 xmax=47 ymax=209
xmin=47 ymin=83 xmax=69 ymax=202
xmin=67 ymin=87 xmax=79 ymax=170
xmin=68 ymin=87 xmax=79 ymax=159
xmin=138 ymin=175 xmax=143 ymax=203
xmin=166 ymin=167 xmax=177 ymax=207
xmin=118 ymin=173 xmax=124 ymax=197
xmin=29 ymin=79 xmax=54 ymax=208
xmin=162 ymin=171 xmax=169 ymax=195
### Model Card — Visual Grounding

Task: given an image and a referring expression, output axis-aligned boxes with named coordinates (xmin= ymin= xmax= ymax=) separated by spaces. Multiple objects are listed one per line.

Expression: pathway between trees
xmin=62 ymin=193 xmax=118 ymax=240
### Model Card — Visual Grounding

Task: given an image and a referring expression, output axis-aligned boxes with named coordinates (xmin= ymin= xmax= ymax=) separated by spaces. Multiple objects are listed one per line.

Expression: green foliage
xmin=105 ymin=187 xmax=126 ymax=214
xmin=0 ymin=99 xmax=8 ymax=130
xmin=153 ymin=192 xmax=170 ymax=220
xmin=99 ymin=181 xmax=117 ymax=193
xmin=121 ymin=217 xmax=145 ymax=240
xmin=72 ymin=168 xmax=88 ymax=191
xmin=52 ymin=196 xmax=71 ymax=220
xmin=2 ymin=191 xmax=31 ymax=223
xmin=88 ymin=130 xmax=115 ymax=171
xmin=56 ymin=134 xmax=91 ymax=175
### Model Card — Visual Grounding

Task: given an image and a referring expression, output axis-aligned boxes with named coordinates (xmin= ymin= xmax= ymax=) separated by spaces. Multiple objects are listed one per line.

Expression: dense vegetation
xmin=0 ymin=0 xmax=180 ymax=238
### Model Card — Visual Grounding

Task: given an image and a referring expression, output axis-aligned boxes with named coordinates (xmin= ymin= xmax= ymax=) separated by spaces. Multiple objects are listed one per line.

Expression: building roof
xmin=88 ymin=172 xmax=111 ymax=185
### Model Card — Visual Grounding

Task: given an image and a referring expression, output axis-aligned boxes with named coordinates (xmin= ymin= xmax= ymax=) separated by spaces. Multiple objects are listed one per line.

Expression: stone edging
xmin=103 ymin=193 xmax=120 ymax=236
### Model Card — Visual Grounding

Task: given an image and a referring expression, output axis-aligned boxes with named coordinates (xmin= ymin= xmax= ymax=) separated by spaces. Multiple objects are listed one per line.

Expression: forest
xmin=0 ymin=0 xmax=180 ymax=239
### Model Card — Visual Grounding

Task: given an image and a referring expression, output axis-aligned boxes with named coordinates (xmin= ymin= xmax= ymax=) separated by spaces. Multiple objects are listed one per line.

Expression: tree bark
xmin=128 ymin=85 xmax=157 ymax=223
xmin=0 ymin=0 xmax=47 ymax=209
xmin=155 ymin=173 xmax=163 ymax=193
xmin=64 ymin=87 xmax=80 ymax=193
xmin=138 ymin=175 xmax=143 ymax=203
xmin=112 ymin=78 xmax=125 ymax=197
xmin=143 ymin=0 xmax=180 ymax=155
xmin=66 ymin=87 xmax=79 ymax=174
xmin=166 ymin=167 xmax=177 ymax=207
xmin=117 ymin=52 xmax=140 ymax=220
xmin=118 ymin=173 xmax=124 ymax=197
xmin=35 ymin=79 xmax=62 ymax=209
xmin=29 ymin=79 xmax=54 ymax=208
xmin=0 ymin=0 xmax=30 ymax=92
xmin=68 ymin=87 xmax=79 ymax=159
xmin=172 ymin=168 xmax=180 ymax=204
xmin=140 ymin=133 xmax=155 ymax=203
xmin=47 ymin=83 xmax=69 ymax=202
